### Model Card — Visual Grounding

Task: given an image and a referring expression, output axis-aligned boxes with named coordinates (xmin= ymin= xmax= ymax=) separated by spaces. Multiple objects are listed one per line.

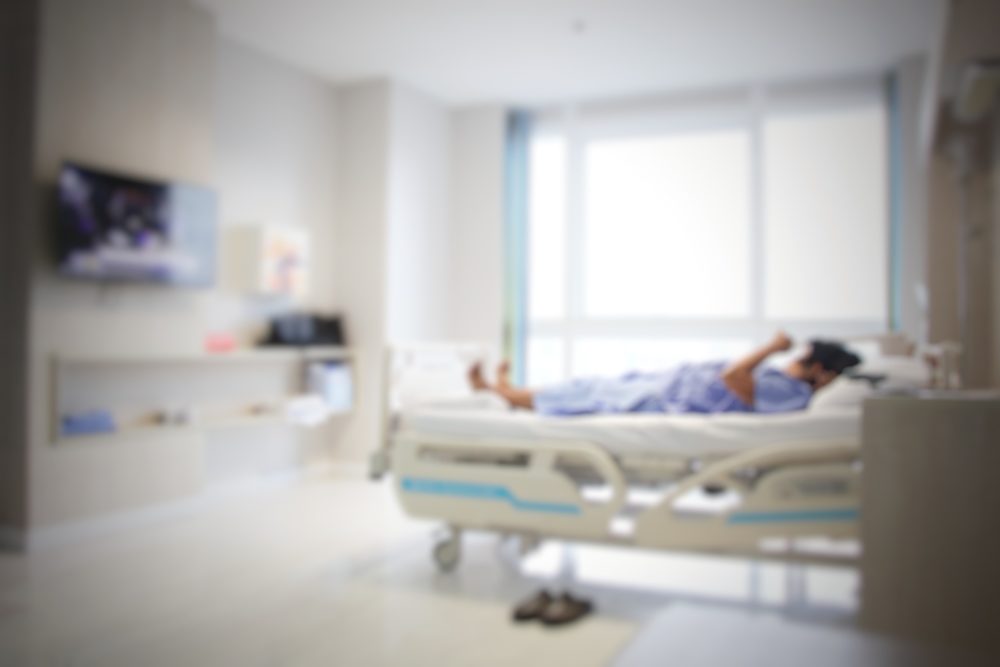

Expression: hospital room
xmin=1 ymin=0 xmax=999 ymax=664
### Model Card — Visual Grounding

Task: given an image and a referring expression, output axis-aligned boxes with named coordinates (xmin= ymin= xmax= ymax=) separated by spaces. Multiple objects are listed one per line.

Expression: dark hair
xmin=804 ymin=340 xmax=862 ymax=375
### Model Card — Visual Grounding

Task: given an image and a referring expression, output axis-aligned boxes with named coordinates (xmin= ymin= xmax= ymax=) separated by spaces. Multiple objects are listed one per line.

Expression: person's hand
xmin=770 ymin=330 xmax=793 ymax=352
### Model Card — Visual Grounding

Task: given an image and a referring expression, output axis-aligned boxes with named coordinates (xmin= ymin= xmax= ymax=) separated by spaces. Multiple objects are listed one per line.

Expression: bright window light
xmin=583 ymin=130 xmax=752 ymax=318
xmin=763 ymin=105 xmax=888 ymax=321
xmin=572 ymin=338 xmax=753 ymax=378
xmin=528 ymin=136 xmax=567 ymax=320
xmin=525 ymin=335 xmax=566 ymax=386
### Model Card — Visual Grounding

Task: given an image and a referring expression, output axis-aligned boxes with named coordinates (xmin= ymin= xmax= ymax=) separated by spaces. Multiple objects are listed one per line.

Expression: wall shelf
xmin=55 ymin=346 xmax=352 ymax=366
xmin=53 ymin=412 xmax=285 ymax=445
xmin=51 ymin=346 xmax=354 ymax=445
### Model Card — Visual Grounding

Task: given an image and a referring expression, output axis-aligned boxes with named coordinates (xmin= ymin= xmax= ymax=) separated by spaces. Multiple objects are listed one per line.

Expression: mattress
xmin=395 ymin=396 xmax=861 ymax=458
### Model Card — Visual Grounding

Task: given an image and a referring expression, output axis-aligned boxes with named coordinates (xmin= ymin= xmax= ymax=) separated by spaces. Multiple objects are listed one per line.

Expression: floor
xmin=0 ymin=470 xmax=863 ymax=666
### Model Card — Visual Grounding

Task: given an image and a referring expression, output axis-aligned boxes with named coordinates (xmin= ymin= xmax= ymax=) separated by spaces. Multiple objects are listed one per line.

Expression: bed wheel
xmin=369 ymin=450 xmax=390 ymax=481
xmin=433 ymin=531 xmax=462 ymax=572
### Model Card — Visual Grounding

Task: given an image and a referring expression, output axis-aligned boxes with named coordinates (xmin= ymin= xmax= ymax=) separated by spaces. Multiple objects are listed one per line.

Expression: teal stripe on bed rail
xmin=727 ymin=508 xmax=859 ymax=525
xmin=401 ymin=477 xmax=581 ymax=515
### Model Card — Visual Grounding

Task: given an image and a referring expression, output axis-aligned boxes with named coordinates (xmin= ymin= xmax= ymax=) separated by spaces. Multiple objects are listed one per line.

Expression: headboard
xmin=843 ymin=333 xmax=962 ymax=389
xmin=372 ymin=342 xmax=498 ymax=479
xmin=842 ymin=332 xmax=915 ymax=358
xmin=384 ymin=342 xmax=498 ymax=409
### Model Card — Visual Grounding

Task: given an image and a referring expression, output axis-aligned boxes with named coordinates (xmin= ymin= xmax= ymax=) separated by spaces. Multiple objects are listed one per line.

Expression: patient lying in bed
xmin=469 ymin=332 xmax=861 ymax=416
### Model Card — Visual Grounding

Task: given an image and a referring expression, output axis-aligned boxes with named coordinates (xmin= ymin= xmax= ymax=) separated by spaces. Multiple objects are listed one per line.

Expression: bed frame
xmin=371 ymin=335 xmax=915 ymax=572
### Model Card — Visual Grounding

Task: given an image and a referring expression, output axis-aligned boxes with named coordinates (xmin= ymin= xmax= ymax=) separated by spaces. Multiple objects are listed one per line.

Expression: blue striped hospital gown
xmin=533 ymin=361 xmax=812 ymax=416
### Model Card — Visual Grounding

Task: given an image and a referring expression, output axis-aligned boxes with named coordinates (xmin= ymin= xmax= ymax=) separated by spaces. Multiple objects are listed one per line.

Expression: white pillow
xmin=855 ymin=355 xmax=930 ymax=390
xmin=809 ymin=376 xmax=874 ymax=411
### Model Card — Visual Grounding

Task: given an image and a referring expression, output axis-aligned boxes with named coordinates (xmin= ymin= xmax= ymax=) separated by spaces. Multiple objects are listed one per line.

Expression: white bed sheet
xmin=396 ymin=397 xmax=861 ymax=458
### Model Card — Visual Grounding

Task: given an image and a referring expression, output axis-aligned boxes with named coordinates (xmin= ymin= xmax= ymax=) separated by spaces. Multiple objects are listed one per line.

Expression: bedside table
xmin=860 ymin=392 xmax=1000 ymax=656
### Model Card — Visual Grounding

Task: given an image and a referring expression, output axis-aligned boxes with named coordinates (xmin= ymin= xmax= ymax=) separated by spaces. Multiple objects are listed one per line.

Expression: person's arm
xmin=721 ymin=331 xmax=793 ymax=406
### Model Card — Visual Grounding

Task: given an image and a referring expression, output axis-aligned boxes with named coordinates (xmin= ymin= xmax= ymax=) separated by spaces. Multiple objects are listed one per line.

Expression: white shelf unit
xmin=52 ymin=346 xmax=353 ymax=445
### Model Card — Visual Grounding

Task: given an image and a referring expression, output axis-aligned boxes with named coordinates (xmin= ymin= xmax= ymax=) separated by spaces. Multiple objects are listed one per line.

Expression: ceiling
xmin=195 ymin=0 xmax=946 ymax=106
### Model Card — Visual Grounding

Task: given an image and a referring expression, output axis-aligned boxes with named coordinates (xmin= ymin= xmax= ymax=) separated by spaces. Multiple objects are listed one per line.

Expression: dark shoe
xmin=512 ymin=589 xmax=553 ymax=622
xmin=539 ymin=592 xmax=593 ymax=627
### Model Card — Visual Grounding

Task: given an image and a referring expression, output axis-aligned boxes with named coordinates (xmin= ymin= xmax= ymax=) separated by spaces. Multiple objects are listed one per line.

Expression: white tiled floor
xmin=0 ymin=471 xmax=860 ymax=666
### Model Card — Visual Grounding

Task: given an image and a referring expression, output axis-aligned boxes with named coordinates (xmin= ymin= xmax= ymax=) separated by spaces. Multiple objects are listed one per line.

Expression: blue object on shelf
xmin=61 ymin=410 xmax=117 ymax=437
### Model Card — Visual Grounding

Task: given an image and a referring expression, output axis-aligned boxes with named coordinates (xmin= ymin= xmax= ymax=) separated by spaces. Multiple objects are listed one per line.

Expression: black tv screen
xmin=56 ymin=162 xmax=217 ymax=286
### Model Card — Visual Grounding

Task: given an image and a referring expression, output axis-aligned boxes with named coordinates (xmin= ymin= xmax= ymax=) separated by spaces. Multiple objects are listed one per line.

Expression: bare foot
xmin=496 ymin=361 xmax=512 ymax=388
xmin=468 ymin=362 xmax=490 ymax=391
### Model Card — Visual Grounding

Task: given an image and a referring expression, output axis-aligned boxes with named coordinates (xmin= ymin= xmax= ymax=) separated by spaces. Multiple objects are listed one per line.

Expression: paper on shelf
xmin=285 ymin=394 xmax=331 ymax=427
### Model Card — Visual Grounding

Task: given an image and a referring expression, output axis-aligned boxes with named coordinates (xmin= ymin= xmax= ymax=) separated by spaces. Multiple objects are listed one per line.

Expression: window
xmin=763 ymin=106 xmax=888 ymax=320
xmin=524 ymin=82 xmax=888 ymax=383
xmin=528 ymin=136 xmax=567 ymax=320
xmin=584 ymin=130 xmax=751 ymax=318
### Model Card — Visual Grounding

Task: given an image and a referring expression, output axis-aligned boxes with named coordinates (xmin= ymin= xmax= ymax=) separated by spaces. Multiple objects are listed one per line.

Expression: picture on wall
xmin=260 ymin=226 xmax=309 ymax=299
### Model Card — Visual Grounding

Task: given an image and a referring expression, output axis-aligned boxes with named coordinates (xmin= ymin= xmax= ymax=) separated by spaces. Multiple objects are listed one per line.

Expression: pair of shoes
xmin=512 ymin=589 xmax=594 ymax=627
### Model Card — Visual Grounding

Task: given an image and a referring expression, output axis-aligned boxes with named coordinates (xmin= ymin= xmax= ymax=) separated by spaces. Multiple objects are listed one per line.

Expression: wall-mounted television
xmin=55 ymin=162 xmax=217 ymax=286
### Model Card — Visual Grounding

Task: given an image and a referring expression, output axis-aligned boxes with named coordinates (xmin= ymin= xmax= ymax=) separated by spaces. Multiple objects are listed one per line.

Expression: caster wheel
xmin=433 ymin=536 xmax=461 ymax=572
xmin=369 ymin=450 xmax=390 ymax=481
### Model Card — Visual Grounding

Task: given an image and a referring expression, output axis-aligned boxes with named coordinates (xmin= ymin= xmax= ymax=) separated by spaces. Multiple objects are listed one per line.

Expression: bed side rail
xmin=391 ymin=432 xmax=629 ymax=541
xmin=634 ymin=439 xmax=860 ymax=552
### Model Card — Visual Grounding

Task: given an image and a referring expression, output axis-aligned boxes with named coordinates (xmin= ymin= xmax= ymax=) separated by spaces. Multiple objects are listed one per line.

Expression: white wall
xmin=385 ymin=84 xmax=453 ymax=343
xmin=328 ymin=91 xmax=507 ymax=463
xmin=448 ymin=107 xmax=506 ymax=348
xmin=28 ymin=0 xmax=342 ymax=527
xmin=328 ymin=81 xmax=393 ymax=462
xmin=215 ymin=39 xmax=339 ymax=319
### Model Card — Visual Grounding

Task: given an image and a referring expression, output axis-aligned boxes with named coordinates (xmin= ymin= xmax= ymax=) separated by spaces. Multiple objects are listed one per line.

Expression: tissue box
xmin=308 ymin=361 xmax=353 ymax=414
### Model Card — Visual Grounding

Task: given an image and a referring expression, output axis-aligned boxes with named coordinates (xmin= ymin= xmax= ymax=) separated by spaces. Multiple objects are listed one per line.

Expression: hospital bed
xmin=370 ymin=335 xmax=931 ymax=572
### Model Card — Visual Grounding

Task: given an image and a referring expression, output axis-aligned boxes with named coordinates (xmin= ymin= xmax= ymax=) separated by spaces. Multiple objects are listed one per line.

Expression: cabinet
xmin=860 ymin=392 xmax=1000 ymax=655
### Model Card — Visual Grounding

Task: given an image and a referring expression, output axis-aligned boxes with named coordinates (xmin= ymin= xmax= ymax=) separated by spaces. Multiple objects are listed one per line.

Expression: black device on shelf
xmin=260 ymin=313 xmax=345 ymax=347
